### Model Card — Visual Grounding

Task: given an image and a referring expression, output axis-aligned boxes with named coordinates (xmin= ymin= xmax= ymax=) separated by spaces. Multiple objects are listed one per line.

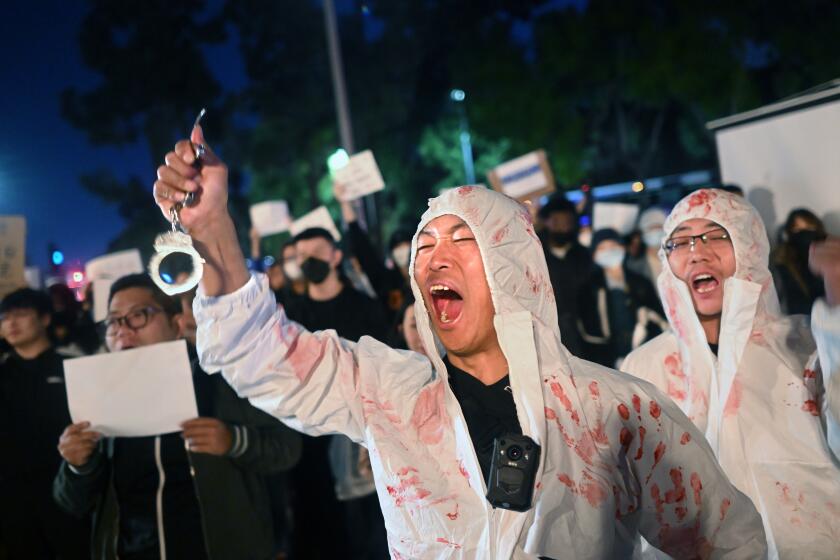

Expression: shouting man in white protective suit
xmin=152 ymin=126 xmax=767 ymax=558
xmin=622 ymin=188 xmax=840 ymax=559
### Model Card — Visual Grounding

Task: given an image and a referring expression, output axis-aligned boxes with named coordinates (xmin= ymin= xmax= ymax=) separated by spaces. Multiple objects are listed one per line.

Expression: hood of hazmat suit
xmin=196 ymin=186 xmax=766 ymax=559
xmin=623 ymin=188 xmax=840 ymax=559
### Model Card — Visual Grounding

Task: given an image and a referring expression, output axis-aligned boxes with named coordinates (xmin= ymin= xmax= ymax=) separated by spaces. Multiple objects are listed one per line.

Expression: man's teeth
xmin=694 ymin=274 xmax=717 ymax=293
xmin=430 ymin=285 xmax=451 ymax=294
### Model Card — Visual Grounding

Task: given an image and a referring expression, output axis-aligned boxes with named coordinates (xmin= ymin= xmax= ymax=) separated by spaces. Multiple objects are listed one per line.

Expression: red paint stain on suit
xmin=646 ymin=442 xmax=667 ymax=484
xmin=550 ymin=381 xmax=580 ymax=425
xmin=664 ymin=352 xmax=687 ymax=402
xmin=635 ymin=427 xmax=647 ymax=460
xmin=410 ymin=381 xmax=449 ymax=445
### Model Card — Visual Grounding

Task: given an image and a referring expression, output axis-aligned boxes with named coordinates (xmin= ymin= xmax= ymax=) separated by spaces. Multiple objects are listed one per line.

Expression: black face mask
xmin=550 ymin=231 xmax=575 ymax=246
xmin=301 ymin=257 xmax=332 ymax=284
xmin=789 ymin=230 xmax=824 ymax=256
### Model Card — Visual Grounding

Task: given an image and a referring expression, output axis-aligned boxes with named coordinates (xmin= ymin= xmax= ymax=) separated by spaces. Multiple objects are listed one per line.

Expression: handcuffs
xmin=148 ymin=109 xmax=207 ymax=296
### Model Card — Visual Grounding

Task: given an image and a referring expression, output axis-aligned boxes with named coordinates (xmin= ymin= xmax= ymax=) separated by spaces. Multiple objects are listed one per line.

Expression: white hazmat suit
xmin=622 ymin=188 xmax=840 ymax=559
xmin=195 ymin=186 xmax=766 ymax=558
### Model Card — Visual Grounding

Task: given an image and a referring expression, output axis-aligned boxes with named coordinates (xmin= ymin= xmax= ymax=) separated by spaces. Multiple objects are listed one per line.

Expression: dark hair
xmin=783 ymin=208 xmax=825 ymax=237
xmin=591 ymin=228 xmax=623 ymax=250
xmin=0 ymin=288 xmax=53 ymax=317
xmin=48 ymin=283 xmax=80 ymax=314
xmin=107 ymin=274 xmax=182 ymax=317
xmin=538 ymin=195 xmax=577 ymax=221
xmin=292 ymin=227 xmax=337 ymax=248
xmin=388 ymin=227 xmax=415 ymax=252
xmin=278 ymin=240 xmax=297 ymax=264
xmin=716 ymin=184 xmax=744 ymax=196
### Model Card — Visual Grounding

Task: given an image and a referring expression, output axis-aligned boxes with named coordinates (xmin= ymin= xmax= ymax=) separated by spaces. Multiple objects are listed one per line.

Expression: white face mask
xmin=594 ymin=248 xmax=626 ymax=269
xmin=283 ymin=261 xmax=302 ymax=281
xmin=392 ymin=245 xmax=411 ymax=269
xmin=643 ymin=229 xmax=665 ymax=249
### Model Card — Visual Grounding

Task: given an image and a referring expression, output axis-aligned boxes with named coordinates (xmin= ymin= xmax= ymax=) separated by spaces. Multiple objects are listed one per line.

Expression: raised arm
xmin=193 ymin=274 xmax=427 ymax=442
xmin=153 ymin=130 xmax=419 ymax=442
xmin=809 ymin=238 xmax=840 ymax=459
xmin=153 ymin=125 xmax=250 ymax=297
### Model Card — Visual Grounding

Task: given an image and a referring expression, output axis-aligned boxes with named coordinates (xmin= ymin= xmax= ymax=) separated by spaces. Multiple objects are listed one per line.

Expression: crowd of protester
xmin=1 ymin=171 xmax=838 ymax=558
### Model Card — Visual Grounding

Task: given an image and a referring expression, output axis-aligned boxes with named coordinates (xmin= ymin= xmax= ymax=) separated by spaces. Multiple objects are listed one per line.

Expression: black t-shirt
xmin=444 ymin=356 xmax=521 ymax=484
xmin=284 ymin=282 xmax=388 ymax=343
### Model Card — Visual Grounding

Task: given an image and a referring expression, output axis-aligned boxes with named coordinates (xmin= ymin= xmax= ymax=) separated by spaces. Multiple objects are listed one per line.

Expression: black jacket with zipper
xmin=577 ymin=264 xmax=666 ymax=367
xmin=53 ymin=361 xmax=302 ymax=560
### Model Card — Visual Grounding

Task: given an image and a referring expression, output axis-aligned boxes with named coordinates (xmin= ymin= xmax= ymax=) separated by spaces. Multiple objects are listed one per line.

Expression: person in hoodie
xmin=621 ymin=188 xmax=840 ymax=559
xmin=150 ymin=128 xmax=768 ymax=558
xmin=53 ymin=274 xmax=301 ymax=560
xmin=578 ymin=229 xmax=665 ymax=368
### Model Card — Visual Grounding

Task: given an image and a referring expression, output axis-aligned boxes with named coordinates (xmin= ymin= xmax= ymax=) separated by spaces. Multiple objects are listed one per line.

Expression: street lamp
xmin=450 ymin=89 xmax=475 ymax=184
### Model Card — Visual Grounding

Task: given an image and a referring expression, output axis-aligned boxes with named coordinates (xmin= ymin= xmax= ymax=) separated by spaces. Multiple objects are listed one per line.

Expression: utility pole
xmin=450 ymin=89 xmax=476 ymax=184
xmin=323 ymin=0 xmax=377 ymax=233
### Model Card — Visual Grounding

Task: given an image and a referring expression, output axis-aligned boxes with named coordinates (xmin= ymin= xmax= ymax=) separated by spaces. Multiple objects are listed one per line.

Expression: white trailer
xmin=708 ymin=79 xmax=840 ymax=238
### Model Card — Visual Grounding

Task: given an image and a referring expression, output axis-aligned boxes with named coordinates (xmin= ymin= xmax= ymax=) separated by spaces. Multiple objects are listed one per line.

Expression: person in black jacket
xmin=771 ymin=208 xmax=827 ymax=315
xmin=284 ymin=226 xmax=390 ymax=560
xmin=335 ymin=180 xmax=412 ymax=324
xmin=53 ymin=274 xmax=301 ymax=560
xmin=577 ymin=229 xmax=667 ymax=368
xmin=0 ymin=288 xmax=90 ymax=559
xmin=537 ymin=195 xmax=592 ymax=358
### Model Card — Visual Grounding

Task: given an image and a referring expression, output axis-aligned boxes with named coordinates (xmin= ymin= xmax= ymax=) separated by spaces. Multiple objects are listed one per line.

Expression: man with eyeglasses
xmin=0 ymin=288 xmax=90 ymax=559
xmin=53 ymin=273 xmax=301 ymax=560
xmin=622 ymin=188 xmax=840 ymax=558
xmin=150 ymin=128 xmax=771 ymax=559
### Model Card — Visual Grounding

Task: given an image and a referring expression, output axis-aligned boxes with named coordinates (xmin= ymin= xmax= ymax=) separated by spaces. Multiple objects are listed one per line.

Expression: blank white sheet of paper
xmin=64 ymin=340 xmax=198 ymax=437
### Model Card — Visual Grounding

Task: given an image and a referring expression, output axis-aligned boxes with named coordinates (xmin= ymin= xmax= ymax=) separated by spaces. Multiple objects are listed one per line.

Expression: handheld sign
xmin=0 ymin=216 xmax=26 ymax=298
xmin=25 ymin=266 xmax=41 ymax=290
xmin=250 ymin=201 xmax=293 ymax=237
xmin=64 ymin=340 xmax=198 ymax=437
xmin=85 ymin=249 xmax=144 ymax=322
xmin=290 ymin=206 xmax=342 ymax=242
xmin=593 ymin=202 xmax=640 ymax=235
xmin=333 ymin=150 xmax=386 ymax=201
xmin=487 ymin=150 xmax=556 ymax=201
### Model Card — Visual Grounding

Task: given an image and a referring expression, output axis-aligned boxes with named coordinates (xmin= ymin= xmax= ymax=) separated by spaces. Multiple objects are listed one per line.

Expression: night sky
xmin=0 ymin=0 xmax=247 ymax=273
xmin=0 ymin=0 xmax=579 ymax=275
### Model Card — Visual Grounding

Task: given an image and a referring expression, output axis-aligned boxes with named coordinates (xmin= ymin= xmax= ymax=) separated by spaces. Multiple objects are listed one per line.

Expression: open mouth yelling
xmin=691 ymin=272 xmax=720 ymax=295
xmin=429 ymin=283 xmax=464 ymax=327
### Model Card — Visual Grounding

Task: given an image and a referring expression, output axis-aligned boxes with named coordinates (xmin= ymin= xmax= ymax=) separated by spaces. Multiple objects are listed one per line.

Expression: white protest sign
xmin=64 ymin=340 xmax=197 ymax=437
xmin=593 ymin=202 xmax=640 ymax=236
xmin=84 ymin=249 xmax=144 ymax=322
xmin=488 ymin=150 xmax=556 ymax=201
xmin=250 ymin=200 xmax=292 ymax=237
xmin=334 ymin=150 xmax=386 ymax=201
xmin=0 ymin=216 xmax=26 ymax=298
xmin=25 ymin=266 xmax=41 ymax=290
xmin=290 ymin=206 xmax=342 ymax=242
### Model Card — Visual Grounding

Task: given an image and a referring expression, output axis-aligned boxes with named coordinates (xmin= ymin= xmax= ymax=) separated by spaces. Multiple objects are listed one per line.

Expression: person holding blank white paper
xmin=53 ymin=274 xmax=301 ymax=560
